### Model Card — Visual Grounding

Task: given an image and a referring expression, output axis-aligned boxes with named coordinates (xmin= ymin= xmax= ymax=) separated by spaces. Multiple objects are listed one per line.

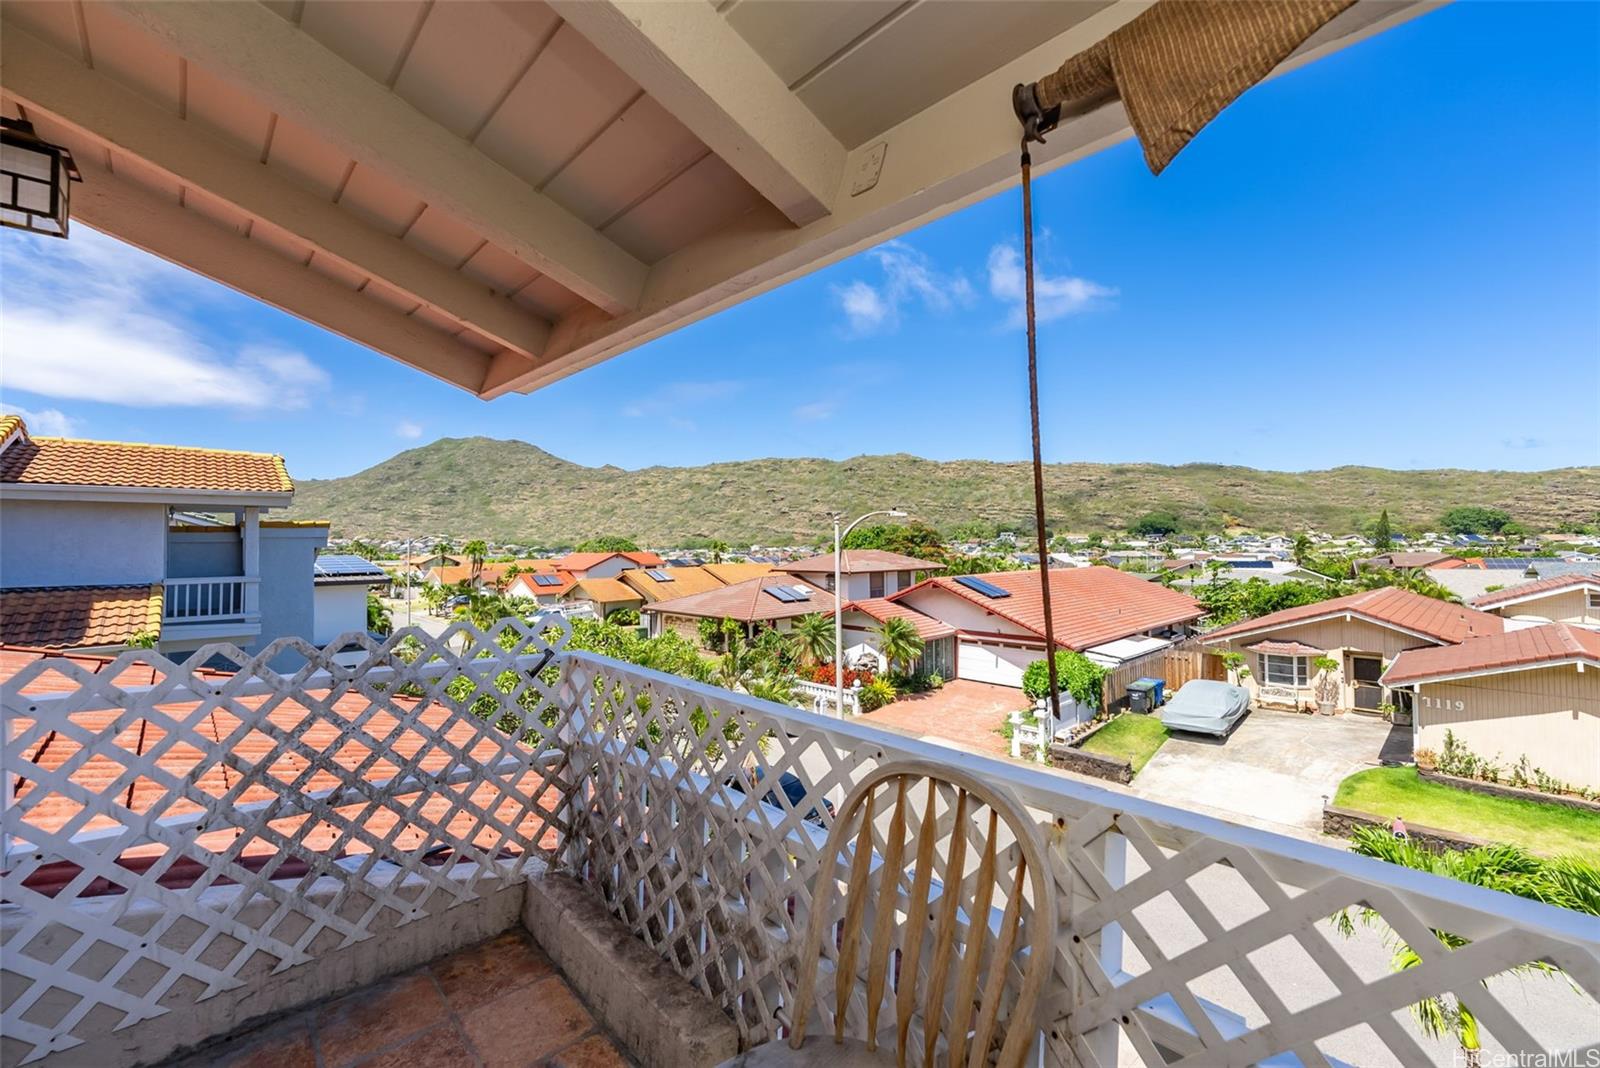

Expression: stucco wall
xmin=166 ymin=529 xmax=244 ymax=577
xmin=894 ymin=585 xmax=1037 ymax=639
xmin=1210 ymin=617 xmax=1441 ymax=711
xmin=0 ymin=499 xmax=166 ymax=588
xmin=314 ymin=584 xmax=369 ymax=645
xmin=1413 ymin=664 xmax=1600 ymax=788
xmin=257 ymin=526 xmax=327 ymax=662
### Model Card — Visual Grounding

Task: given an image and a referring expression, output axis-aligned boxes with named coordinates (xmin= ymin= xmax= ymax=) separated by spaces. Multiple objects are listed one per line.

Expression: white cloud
xmin=793 ymin=400 xmax=837 ymax=422
xmin=987 ymin=244 xmax=1115 ymax=326
xmin=620 ymin=380 xmax=743 ymax=422
xmin=831 ymin=241 xmax=975 ymax=336
xmin=0 ymin=228 xmax=330 ymax=410
xmin=6 ymin=405 xmax=78 ymax=436
xmin=396 ymin=420 xmax=424 ymax=440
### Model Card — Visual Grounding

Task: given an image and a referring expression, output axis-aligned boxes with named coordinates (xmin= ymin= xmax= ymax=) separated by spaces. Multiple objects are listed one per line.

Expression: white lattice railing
xmin=4 ymin=621 xmax=1598 ymax=1067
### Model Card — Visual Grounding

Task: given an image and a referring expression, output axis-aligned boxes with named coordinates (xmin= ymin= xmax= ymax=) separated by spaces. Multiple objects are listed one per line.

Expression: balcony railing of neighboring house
xmin=2 ymin=618 xmax=1596 ymax=1067
xmin=160 ymin=575 xmax=260 ymax=624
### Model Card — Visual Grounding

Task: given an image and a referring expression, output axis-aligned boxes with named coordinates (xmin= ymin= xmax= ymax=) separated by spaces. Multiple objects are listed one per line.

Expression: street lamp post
xmin=833 ymin=508 xmax=908 ymax=717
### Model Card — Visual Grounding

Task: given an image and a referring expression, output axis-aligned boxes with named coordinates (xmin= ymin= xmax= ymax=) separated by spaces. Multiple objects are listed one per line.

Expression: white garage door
xmin=957 ymin=641 xmax=1033 ymax=687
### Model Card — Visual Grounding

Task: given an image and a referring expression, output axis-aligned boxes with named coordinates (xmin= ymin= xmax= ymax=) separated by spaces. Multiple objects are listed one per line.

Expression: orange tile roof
xmin=1204 ymin=585 xmax=1504 ymax=646
xmin=506 ymin=570 xmax=577 ymax=597
xmin=894 ymin=568 xmax=1203 ymax=651
xmin=1245 ymin=639 xmax=1325 ymax=657
xmin=644 ymin=574 xmax=837 ymax=623
xmin=567 ymin=577 xmax=645 ymax=605
xmin=0 ymin=585 xmax=163 ymax=649
xmin=779 ymin=549 xmax=945 ymax=574
xmin=1383 ymin=623 xmax=1600 ymax=686
xmin=701 ymin=562 xmax=773 ymax=585
xmin=551 ymin=551 xmax=663 ymax=572
xmin=1472 ymin=572 xmax=1600 ymax=608
xmin=843 ymin=598 xmax=956 ymax=640
xmin=0 ymin=417 xmax=292 ymax=494
xmin=618 ymin=566 xmax=729 ymax=603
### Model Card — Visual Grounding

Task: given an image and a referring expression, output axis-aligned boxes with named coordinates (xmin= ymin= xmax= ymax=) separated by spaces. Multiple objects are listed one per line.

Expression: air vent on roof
xmin=645 ymin=569 xmax=671 ymax=581
xmin=955 ymin=575 xmax=1011 ymax=598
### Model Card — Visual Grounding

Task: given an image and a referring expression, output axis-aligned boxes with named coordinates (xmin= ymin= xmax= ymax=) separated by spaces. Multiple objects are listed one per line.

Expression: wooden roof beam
xmin=1 ymin=21 xmax=553 ymax=364
xmin=107 ymin=0 xmax=647 ymax=315
xmin=547 ymin=0 xmax=846 ymax=227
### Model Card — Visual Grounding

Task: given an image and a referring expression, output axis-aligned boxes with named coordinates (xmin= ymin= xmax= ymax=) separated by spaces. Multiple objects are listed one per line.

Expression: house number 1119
xmin=1419 ymin=695 xmax=1466 ymax=712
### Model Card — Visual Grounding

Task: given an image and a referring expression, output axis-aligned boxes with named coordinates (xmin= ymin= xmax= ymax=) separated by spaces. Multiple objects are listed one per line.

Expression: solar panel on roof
xmin=646 ymin=569 xmax=672 ymax=581
xmin=764 ymin=586 xmax=797 ymax=603
xmin=955 ymin=575 xmax=1011 ymax=598
xmin=314 ymin=554 xmax=386 ymax=578
xmin=533 ymin=573 xmax=562 ymax=587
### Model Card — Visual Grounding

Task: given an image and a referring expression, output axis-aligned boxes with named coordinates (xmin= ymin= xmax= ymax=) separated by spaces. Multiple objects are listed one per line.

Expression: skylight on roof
xmin=645 ymin=569 xmax=671 ymax=581
xmin=955 ymin=575 xmax=1011 ymax=599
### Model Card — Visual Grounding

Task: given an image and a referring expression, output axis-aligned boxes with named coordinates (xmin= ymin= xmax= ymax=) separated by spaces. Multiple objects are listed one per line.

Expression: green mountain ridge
xmin=284 ymin=436 xmax=1600 ymax=545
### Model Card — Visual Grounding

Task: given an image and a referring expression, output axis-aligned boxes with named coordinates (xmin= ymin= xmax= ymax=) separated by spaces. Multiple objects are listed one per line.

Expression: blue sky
xmin=2 ymin=2 xmax=1596 ymax=481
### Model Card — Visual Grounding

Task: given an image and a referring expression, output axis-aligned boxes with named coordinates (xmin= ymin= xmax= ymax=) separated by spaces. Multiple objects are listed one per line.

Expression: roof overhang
xmin=1383 ymin=658 xmax=1597 ymax=689
xmin=0 ymin=483 xmax=294 ymax=508
xmin=1202 ymin=609 xmax=1456 ymax=649
xmin=0 ymin=1 xmax=1435 ymax=398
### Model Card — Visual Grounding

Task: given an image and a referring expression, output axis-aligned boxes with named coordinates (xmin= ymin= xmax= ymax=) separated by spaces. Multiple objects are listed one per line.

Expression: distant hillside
xmin=284 ymin=437 xmax=1600 ymax=545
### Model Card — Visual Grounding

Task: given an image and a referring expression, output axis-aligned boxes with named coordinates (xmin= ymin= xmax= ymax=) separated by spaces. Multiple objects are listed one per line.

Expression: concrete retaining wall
xmin=1417 ymin=768 xmax=1600 ymax=814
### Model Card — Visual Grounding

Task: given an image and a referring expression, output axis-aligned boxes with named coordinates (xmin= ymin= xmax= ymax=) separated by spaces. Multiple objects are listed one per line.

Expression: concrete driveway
xmin=1130 ymin=710 xmax=1405 ymax=837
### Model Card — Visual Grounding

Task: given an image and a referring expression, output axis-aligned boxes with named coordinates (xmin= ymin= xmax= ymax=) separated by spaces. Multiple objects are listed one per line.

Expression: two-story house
xmin=774 ymin=549 xmax=942 ymax=600
xmin=0 ymin=415 xmax=327 ymax=667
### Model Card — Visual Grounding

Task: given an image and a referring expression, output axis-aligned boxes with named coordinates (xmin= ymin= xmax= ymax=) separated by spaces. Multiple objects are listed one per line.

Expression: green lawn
xmin=1333 ymin=767 xmax=1600 ymax=857
xmin=1080 ymin=714 xmax=1170 ymax=775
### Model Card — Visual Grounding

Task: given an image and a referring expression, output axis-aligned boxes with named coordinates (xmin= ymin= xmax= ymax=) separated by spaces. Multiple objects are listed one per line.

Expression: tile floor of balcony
xmin=163 ymin=929 xmax=634 ymax=1068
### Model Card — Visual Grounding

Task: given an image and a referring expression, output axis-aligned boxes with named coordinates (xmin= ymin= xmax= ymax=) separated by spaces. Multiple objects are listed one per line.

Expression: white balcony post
xmin=242 ymin=506 xmax=261 ymax=618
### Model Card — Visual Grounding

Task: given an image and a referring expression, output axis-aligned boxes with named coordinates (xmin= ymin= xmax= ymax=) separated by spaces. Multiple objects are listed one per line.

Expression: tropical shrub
xmin=1022 ymin=651 xmax=1108 ymax=708
xmin=858 ymin=677 xmax=897 ymax=713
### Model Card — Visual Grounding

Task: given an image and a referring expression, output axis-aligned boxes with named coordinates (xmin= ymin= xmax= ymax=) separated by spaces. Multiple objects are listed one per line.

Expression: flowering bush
xmin=808 ymin=662 xmax=875 ymax=688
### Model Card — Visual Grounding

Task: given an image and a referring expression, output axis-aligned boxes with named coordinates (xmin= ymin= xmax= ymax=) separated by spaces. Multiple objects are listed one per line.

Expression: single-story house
xmin=504 ymin=569 xmax=577 ymax=605
xmin=1202 ymin=587 xmax=1504 ymax=714
xmin=550 ymin=550 xmax=664 ymax=580
xmin=643 ymin=574 xmax=837 ymax=642
xmin=1357 ymin=551 xmax=1454 ymax=573
xmin=888 ymin=567 xmax=1203 ymax=688
xmin=1383 ymin=623 xmax=1599 ymax=789
xmin=840 ymin=598 xmax=957 ymax=678
xmin=775 ymin=549 xmax=942 ymax=600
xmin=563 ymin=577 xmax=644 ymax=620
xmin=1471 ymin=572 xmax=1600 ymax=627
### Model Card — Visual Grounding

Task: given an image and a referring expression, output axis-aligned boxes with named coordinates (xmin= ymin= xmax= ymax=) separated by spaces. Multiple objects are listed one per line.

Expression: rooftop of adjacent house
xmin=567 ymin=577 xmax=643 ymax=606
xmin=552 ymin=551 xmax=664 ymax=572
xmin=893 ymin=567 xmax=1203 ymax=651
xmin=618 ymin=565 xmax=730 ymax=602
xmin=508 ymin=569 xmax=578 ymax=596
xmin=0 ymin=414 xmax=293 ymax=494
xmin=843 ymin=598 xmax=956 ymax=641
xmin=1359 ymin=551 xmax=1455 ymax=569
xmin=312 ymin=554 xmax=391 ymax=586
xmin=1383 ymin=622 xmax=1600 ymax=686
xmin=0 ymin=585 xmax=163 ymax=650
xmin=1472 ymin=571 xmax=1600 ymax=609
xmin=643 ymin=574 xmax=836 ymax=623
xmin=1204 ymin=585 xmax=1505 ymax=646
xmin=778 ymin=549 xmax=944 ymax=574
xmin=700 ymin=562 xmax=775 ymax=585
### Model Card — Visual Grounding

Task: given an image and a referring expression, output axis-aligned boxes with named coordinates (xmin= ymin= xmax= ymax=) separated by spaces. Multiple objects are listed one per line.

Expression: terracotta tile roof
xmin=566 ymin=577 xmax=644 ymax=605
xmin=1360 ymin=552 xmax=1454 ymax=570
xmin=0 ymin=585 xmax=163 ymax=649
xmin=894 ymin=567 xmax=1203 ymax=650
xmin=0 ymin=417 xmax=292 ymax=494
xmin=701 ymin=562 xmax=773 ymax=585
xmin=778 ymin=549 xmax=944 ymax=574
xmin=1246 ymin=639 xmax=1325 ymax=657
xmin=427 ymin=560 xmax=553 ymax=588
xmin=551 ymin=551 xmax=663 ymax=573
xmin=644 ymin=574 xmax=837 ymax=623
xmin=1472 ymin=572 xmax=1600 ymax=609
xmin=1204 ymin=586 xmax=1504 ymax=646
xmin=618 ymin=566 xmax=729 ymax=603
xmin=1383 ymin=623 xmax=1600 ymax=686
xmin=506 ymin=570 xmax=577 ymax=597
xmin=1 ymin=650 xmax=560 ymax=874
xmin=844 ymin=598 xmax=956 ymax=640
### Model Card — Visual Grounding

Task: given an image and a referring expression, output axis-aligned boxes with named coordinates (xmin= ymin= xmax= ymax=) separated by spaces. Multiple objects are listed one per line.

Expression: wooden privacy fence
xmin=1100 ymin=642 xmax=1223 ymax=712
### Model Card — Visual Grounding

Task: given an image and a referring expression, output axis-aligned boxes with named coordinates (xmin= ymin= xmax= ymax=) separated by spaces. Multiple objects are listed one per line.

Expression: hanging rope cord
xmin=1020 ymin=145 xmax=1063 ymax=725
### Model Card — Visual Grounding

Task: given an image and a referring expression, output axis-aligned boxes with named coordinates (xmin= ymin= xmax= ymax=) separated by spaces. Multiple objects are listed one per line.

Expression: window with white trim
xmin=1263 ymin=654 xmax=1310 ymax=687
xmin=1587 ymin=588 xmax=1600 ymax=612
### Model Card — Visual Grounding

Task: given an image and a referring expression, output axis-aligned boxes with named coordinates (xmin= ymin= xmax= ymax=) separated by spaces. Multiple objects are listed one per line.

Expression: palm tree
xmin=788 ymin=613 xmax=835 ymax=667
xmin=433 ymin=539 xmax=456 ymax=557
xmin=874 ymin=616 xmax=924 ymax=676
xmin=709 ymin=539 xmax=729 ymax=565
xmin=1292 ymin=531 xmax=1313 ymax=567
xmin=463 ymin=539 xmax=488 ymax=583
xmin=1333 ymin=827 xmax=1599 ymax=1065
